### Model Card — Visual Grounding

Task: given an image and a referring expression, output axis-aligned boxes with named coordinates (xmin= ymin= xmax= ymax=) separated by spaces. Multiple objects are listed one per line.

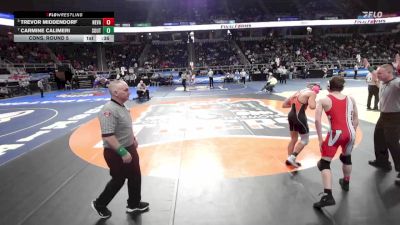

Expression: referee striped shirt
xmin=98 ymin=99 xmax=134 ymax=148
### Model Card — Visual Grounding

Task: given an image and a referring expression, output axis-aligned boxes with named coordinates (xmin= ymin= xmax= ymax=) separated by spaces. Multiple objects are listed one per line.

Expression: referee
xmin=91 ymin=80 xmax=149 ymax=218
xmin=368 ymin=64 xmax=400 ymax=186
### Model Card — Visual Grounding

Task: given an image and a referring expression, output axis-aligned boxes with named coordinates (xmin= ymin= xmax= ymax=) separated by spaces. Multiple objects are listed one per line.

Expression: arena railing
xmin=134 ymin=58 xmax=392 ymax=74
xmin=1 ymin=58 xmax=391 ymax=82
xmin=0 ymin=62 xmax=74 ymax=70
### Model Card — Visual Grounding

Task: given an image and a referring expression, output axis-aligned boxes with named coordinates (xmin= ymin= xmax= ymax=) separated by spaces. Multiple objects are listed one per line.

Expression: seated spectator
xmin=224 ymin=71 xmax=234 ymax=83
xmin=136 ymin=80 xmax=150 ymax=100
xmin=261 ymin=75 xmax=278 ymax=93
xmin=167 ymin=74 xmax=174 ymax=85
xmin=93 ymin=76 xmax=102 ymax=89
xmin=65 ymin=80 xmax=72 ymax=90
xmin=0 ymin=85 xmax=11 ymax=98
xmin=72 ymin=75 xmax=80 ymax=89
xmin=150 ymin=72 xmax=160 ymax=86
xmin=93 ymin=76 xmax=110 ymax=89
xmin=20 ymin=79 xmax=31 ymax=94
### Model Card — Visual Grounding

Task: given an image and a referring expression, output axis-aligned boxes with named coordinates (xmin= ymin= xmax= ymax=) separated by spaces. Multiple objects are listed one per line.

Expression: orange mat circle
xmin=69 ymin=98 xmax=362 ymax=178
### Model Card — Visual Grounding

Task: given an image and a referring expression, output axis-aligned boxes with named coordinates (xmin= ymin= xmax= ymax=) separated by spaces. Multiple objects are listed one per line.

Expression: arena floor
xmin=0 ymin=78 xmax=399 ymax=225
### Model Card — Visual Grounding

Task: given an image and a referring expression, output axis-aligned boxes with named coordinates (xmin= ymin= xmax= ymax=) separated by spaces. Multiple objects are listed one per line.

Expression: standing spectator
xmin=91 ymin=80 xmax=149 ymax=219
xmin=368 ymin=64 xmax=400 ymax=186
xmin=37 ymin=78 xmax=44 ymax=98
xmin=353 ymin=64 xmax=358 ymax=79
xmin=240 ymin=69 xmax=246 ymax=85
xmin=314 ymin=76 xmax=358 ymax=208
xmin=208 ymin=68 xmax=214 ymax=88
xmin=181 ymin=71 xmax=187 ymax=91
xmin=366 ymin=66 xmax=379 ymax=110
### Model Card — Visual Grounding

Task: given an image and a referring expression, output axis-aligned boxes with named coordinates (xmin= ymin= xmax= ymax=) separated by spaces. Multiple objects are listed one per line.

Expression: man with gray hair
xmin=368 ymin=64 xmax=400 ymax=186
xmin=91 ymin=80 xmax=149 ymax=219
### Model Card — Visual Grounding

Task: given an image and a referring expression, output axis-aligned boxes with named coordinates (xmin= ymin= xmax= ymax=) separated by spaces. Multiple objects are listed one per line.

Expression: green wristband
xmin=117 ymin=146 xmax=128 ymax=157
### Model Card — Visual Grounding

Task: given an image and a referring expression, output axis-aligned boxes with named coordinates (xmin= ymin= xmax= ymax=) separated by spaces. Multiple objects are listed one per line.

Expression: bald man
xmin=368 ymin=64 xmax=400 ymax=186
xmin=91 ymin=80 xmax=149 ymax=219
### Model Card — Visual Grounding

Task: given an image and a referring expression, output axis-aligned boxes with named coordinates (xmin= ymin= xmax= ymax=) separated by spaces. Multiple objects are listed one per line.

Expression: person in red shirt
xmin=313 ymin=76 xmax=359 ymax=208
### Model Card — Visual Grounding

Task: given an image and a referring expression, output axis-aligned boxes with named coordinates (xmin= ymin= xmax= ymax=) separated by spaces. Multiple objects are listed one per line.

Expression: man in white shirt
xmin=208 ymin=69 xmax=214 ymax=88
xmin=136 ymin=80 xmax=150 ymax=100
xmin=37 ymin=79 xmax=44 ymax=98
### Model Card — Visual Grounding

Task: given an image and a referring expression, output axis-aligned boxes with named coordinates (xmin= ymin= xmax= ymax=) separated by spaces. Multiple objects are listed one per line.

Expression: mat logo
xmin=132 ymin=99 xmax=321 ymax=146
xmin=0 ymin=110 xmax=34 ymax=124
xmin=56 ymin=90 xmax=106 ymax=98
xmin=69 ymin=98 xmax=361 ymax=177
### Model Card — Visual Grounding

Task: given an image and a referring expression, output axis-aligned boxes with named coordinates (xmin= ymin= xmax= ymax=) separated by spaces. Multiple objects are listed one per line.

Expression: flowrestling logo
xmin=360 ymin=11 xmax=383 ymax=19
xmin=355 ymin=11 xmax=386 ymax=24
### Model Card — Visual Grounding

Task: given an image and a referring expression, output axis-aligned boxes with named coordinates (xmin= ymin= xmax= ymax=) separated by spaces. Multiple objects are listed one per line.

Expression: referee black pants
xmin=374 ymin=112 xmax=400 ymax=172
xmin=96 ymin=144 xmax=141 ymax=207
